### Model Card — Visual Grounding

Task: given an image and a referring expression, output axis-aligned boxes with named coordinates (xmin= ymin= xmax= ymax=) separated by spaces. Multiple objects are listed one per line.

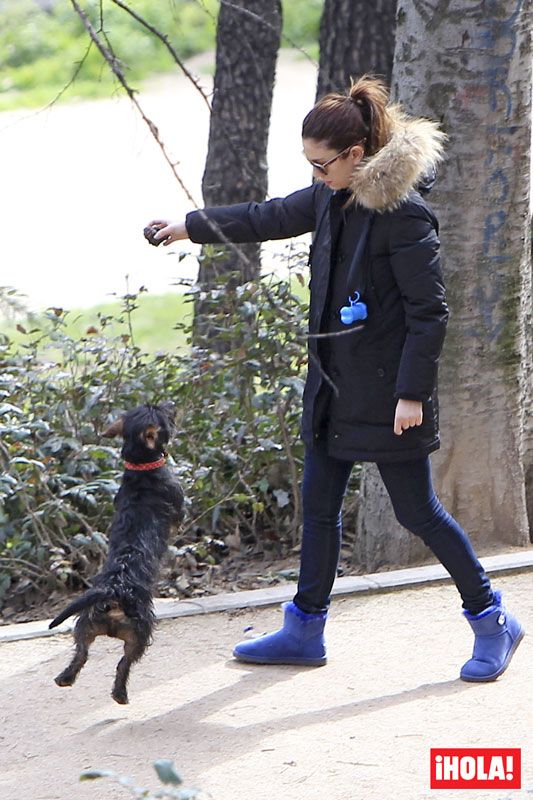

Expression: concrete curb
xmin=1 ymin=549 xmax=532 ymax=644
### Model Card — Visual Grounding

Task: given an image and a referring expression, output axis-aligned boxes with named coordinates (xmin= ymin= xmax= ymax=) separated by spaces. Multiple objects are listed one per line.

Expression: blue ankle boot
xmin=460 ymin=590 xmax=525 ymax=682
xmin=233 ymin=601 xmax=327 ymax=666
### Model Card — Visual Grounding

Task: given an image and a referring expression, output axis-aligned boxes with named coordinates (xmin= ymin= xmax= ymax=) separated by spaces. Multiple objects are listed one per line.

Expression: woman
xmin=148 ymin=75 xmax=524 ymax=681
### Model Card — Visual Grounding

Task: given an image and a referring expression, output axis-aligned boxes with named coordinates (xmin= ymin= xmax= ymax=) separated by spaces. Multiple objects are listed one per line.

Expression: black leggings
xmin=293 ymin=443 xmax=494 ymax=616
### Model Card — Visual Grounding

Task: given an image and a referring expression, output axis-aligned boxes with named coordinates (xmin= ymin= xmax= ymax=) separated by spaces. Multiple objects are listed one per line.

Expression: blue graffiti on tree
xmin=475 ymin=0 xmax=523 ymax=342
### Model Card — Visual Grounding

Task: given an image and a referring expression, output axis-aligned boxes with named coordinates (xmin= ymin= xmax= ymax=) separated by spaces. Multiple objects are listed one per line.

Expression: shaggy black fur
xmin=49 ymin=401 xmax=184 ymax=704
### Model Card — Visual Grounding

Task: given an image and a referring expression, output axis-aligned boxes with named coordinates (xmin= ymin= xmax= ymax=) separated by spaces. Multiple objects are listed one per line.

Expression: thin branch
xmin=307 ymin=325 xmax=366 ymax=339
xmin=0 ymin=39 xmax=94 ymax=135
xmin=109 ymin=0 xmax=280 ymax=201
xmin=123 ymin=275 xmax=137 ymax=350
xmin=69 ymin=2 xmax=349 ymax=352
xmin=110 ymin=0 xmax=212 ymax=112
xmin=18 ymin=491 xmax=53 ymax=546
xmin=308 ymin=349 xmax=339 ymax=397
xmin=210 ymin=0 xmax=318 ymax=65
xmin=276 ymin=400 xmax=301 ymax=546
xmin=0 ymin=556 xmax=45 ymax=577
xmin=184 ymin=461 xmax=252 ymax=532
xmin=68 ymin=0 xmax=253 ymax=274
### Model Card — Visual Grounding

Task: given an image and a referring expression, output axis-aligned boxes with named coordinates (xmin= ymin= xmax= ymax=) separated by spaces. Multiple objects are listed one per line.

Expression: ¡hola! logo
xmin=430 ymin=748 xmax=521 ymax=790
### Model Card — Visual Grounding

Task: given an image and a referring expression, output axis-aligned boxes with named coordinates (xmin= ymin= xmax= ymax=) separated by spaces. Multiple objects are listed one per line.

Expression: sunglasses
xmin=306 ymin=139 xmax=366 ymax=176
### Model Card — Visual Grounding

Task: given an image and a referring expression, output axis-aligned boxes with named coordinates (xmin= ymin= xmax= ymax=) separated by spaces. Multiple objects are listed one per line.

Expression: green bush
xmin=0 ymin=262 xmax=315 ymax=612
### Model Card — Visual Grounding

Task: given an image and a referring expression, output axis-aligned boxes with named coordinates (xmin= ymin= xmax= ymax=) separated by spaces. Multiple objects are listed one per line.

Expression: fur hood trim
xmin=349 ymin=104 xmax=448 ymax=213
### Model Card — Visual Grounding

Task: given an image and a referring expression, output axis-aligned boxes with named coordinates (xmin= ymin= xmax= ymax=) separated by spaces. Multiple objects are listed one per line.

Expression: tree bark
xmin=355 ymin=0 xmax=532 ymax=570
xmin=314 ymin=0 xmax=404 ymax=570
xmin=316 ymin=0 xmax=397 ymax=99
xmin=194 ymin=0 xmax=282 ymax=347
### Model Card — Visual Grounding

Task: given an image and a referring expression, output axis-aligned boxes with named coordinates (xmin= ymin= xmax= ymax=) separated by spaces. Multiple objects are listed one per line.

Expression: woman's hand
xmin=394 ymin=399 xmax=423 ymax=436
xmin=147 ymin=219 xmax=189 ymax=246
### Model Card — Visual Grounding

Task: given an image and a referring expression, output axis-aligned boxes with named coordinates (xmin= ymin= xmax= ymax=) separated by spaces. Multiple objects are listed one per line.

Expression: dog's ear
xmin=101 ymin=417 xmax=124 ymax=438
xmin=158 ymin=400 xmax=176 ymax=422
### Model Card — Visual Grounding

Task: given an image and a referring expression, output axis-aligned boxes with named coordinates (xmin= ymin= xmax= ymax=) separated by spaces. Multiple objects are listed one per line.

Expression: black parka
xmin=185 ymin=106 xmax=449 ymax=463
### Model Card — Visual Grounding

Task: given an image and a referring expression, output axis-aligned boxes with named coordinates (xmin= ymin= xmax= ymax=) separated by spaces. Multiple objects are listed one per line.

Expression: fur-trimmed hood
xmin=349 ymin=104 xmax=448 ymax=213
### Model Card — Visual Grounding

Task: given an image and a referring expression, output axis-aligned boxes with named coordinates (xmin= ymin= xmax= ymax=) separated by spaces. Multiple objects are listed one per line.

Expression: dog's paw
xmin=54 ymin=672 xmax=75 ymax=687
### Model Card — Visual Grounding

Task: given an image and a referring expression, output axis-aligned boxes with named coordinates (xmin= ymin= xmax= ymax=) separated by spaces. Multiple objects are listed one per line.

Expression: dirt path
xmin=0 ymin=572 xmax=531 ymax=800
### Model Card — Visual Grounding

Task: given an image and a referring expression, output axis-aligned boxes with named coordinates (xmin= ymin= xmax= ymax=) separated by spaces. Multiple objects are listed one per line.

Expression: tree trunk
xmin=355 ymin=0 xmax=532 ymax=571
xmin=194 ymin=0 xmax=282 ymax=348
xmin=316 ymin=0 xmax=397 ymax=99
xmin=314 ymin=0 xmax=404 ymax=570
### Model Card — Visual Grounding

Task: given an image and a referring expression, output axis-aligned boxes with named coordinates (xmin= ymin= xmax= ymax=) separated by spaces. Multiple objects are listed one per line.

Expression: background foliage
xmin=0 ymin=0 xmax=322 ymax=110
xmin=0 ymin=0 xmax=364 ymax=619
xmin=0 ymin=259 xmax=355 ymax=614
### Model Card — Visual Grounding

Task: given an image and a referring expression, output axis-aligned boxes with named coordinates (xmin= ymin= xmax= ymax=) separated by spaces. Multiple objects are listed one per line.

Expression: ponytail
xmin=347 ymin=75 xmax=390 ymax=156
xmin=302 ymin=73 xmax=392 ymax=158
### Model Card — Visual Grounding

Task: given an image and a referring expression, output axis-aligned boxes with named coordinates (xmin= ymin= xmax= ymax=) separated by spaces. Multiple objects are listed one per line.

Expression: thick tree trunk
xmin=194 ymin=0 xmax=282 ymax=347
xmin=316 ymin=0 xmax=397 ymax=99
xmin=355 ymin=0 xmax=532 ymax=570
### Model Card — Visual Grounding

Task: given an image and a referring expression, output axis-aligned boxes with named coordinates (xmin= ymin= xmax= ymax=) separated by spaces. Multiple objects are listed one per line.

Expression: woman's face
xmin=302 ymin=138 xmax=365 ymax=191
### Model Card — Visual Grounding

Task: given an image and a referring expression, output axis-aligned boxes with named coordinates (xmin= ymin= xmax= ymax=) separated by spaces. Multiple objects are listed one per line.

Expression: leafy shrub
xmin=0 ymin=261 xmax=320 ymax=612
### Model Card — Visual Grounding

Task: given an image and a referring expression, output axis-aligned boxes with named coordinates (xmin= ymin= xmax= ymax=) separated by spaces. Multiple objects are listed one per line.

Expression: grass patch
xmin=0 ymin=291 xmax=193 ymax=354
xmin=0 ymin=279 xmax=311 ymax=354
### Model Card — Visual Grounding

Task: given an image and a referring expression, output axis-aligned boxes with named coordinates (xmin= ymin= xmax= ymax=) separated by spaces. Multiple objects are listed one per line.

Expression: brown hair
xmin=301 ymin=74 xmax=391 ymax=158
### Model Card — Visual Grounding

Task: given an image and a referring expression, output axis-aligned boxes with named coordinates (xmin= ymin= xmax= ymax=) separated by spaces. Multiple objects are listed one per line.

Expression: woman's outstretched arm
xmin=148 ymin=184 xmax=319 ymax=247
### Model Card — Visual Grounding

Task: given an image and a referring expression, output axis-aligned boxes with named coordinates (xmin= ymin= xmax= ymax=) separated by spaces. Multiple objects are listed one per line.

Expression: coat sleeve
xmin=388 ymin=199 xmax=449 ymax=402
xmin=185 ymin=185 xmax=317 ymax=244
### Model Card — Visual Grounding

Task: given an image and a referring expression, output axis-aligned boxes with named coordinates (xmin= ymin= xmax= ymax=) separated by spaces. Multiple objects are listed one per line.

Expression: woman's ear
xmin=351 ymin=144 xmax=365 ymax=164
xmin=101 ymin=417 xmax=124 ymax=438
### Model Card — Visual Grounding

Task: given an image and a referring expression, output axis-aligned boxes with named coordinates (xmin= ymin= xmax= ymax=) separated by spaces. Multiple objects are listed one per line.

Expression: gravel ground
xmin=0 ymin=571 xmax=530 ymax=800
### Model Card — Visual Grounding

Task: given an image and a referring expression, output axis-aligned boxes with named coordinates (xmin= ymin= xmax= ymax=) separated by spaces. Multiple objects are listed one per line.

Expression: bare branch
xmin=68 ymin=0 xmax=253 ymax=273
xmin=307 ymin=325 xmax=366 ymax=339
xmin=109 ymin=0 xmax=212 ymax=112
xmin=0 ymin=38 xmax=94 ymax=137
xmin=276 ymin=400 xmax=301 ymax=546
xmin=308 ymin=349 xmax=339 ymax=397
xmin=68 ymin=1 xmax=348 ymax=352
xmin=214 ymin=0 xmax=318 ymax=65
xmin=110 ymin=0 xmax=281 ymax=199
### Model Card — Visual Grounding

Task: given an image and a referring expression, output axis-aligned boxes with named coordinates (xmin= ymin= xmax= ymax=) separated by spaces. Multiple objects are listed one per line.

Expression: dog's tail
xmin=48 ymin=588 xmax=106 ymax=629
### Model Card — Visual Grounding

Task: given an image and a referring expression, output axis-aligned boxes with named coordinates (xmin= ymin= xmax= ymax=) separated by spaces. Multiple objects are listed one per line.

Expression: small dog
xmin=49 ymin=401 xmax=184 ymax=704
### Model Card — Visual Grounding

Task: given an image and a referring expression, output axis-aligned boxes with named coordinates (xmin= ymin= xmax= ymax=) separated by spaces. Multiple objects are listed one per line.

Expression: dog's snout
xmin=142 ymin=425 xmax=160 ymax=449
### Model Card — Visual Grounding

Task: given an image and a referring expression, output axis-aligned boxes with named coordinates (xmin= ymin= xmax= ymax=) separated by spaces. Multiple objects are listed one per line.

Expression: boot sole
xmin=460 ymin=628 xmax=525 ymax=683
xmin=233 ymin=651 xmax=327 ymax=667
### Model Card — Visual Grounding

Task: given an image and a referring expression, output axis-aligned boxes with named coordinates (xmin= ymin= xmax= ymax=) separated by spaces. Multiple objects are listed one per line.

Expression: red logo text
xmin=430 ymin=748 xmax=521 ymax=789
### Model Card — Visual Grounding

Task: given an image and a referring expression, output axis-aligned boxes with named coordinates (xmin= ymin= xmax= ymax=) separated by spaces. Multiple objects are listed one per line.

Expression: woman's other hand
xmin=147 ymin=219 xmax=189 ymax=246
xmin=394 ymin=399 xmax=423 ymax=436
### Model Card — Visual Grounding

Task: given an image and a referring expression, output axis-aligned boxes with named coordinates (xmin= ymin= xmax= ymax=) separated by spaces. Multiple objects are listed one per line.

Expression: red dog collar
xmin=124 ymin=456 xmax=166 ymax=471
